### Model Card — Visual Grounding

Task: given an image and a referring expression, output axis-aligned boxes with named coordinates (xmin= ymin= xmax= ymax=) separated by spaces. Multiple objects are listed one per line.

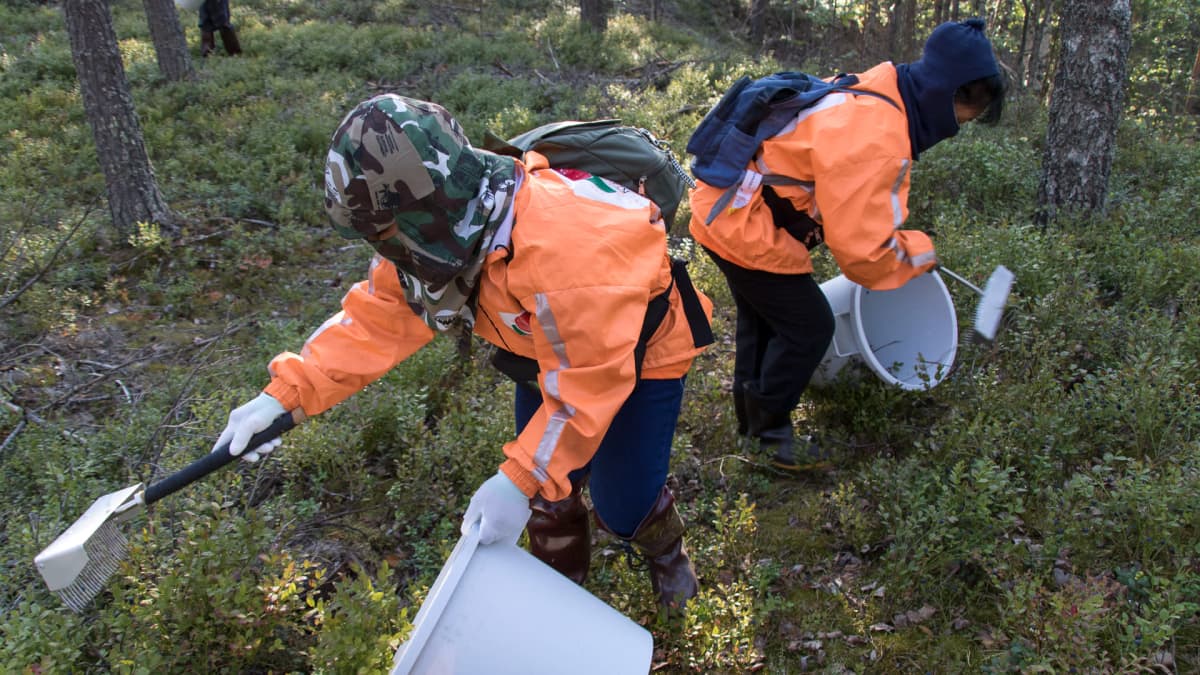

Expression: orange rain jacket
xmin=263 ymin=152 xmax=713 ymax=502
xmin=688 ymin=62 xmax=937 ymax=291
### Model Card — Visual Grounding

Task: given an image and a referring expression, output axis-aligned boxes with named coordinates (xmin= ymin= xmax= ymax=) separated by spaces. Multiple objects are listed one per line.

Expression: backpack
xmin=479 ymin=120 xmax=712 ymax=387
xmin=482 ymin=119 xmax=695 ymax=230
xmin=686 ymin=72 xmax=899 ymax=225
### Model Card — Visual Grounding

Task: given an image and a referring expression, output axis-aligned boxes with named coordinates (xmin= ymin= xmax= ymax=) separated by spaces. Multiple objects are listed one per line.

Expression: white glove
xmin=462 ymin=471 xmax=532 ymax=546
xmin=212 ymin=392 xmax=287 ymax=463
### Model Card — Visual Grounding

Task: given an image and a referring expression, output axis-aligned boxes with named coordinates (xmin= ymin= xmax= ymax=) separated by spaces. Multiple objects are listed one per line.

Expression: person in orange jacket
xmin=214 ymin=94 xmax=714 ymax=611
xmin=689 ymin=19 xmax=1006 ymax=470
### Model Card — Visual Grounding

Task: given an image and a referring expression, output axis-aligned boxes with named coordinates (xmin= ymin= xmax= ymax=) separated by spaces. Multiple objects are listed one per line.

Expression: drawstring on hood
xmin=324 ymin=94 xmax=519 ymax=337
xmin=895 ymin=18 xmax=1000 ymax=159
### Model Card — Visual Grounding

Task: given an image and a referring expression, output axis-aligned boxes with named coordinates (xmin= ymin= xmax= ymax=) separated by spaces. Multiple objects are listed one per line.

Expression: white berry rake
xmin=938 ymin=264 xmax=1015 ymax=342
xmin=34 ymin=410 xmax=300 ymax=612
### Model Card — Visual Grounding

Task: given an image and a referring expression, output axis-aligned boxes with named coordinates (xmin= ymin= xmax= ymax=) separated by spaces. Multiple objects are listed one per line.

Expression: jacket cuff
xmin=499 ymin=458 xmax=539 ymax=498
xmin=264 ymin=379 xmax=303 ymax=415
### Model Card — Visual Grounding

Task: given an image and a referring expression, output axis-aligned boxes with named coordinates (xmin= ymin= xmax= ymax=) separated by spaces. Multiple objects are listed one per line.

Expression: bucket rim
xmin=391 ymin=523 xmax=482 ymax=674
xmin=850 ymin=272 xmax=957 ymax=391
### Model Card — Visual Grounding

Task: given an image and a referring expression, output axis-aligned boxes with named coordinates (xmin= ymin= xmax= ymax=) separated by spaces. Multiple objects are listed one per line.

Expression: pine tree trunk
xmin=887 ymin=0 xmax=917 ymax=62
xmin=749 ymin=0 xmax=769 ymax=44
xmin=1186 ymin=44 xmax=1200 ymax=115
xmin=63 ymin=0 xmax=174 ymax=233
xmin=580 ymin=0 xmax=607 ymax=33
xmin=1030 ymin=0 xmax=1057 ymax=101
xmin=1037 ymin=0 xmax=1131 ymax=224
xmin=143 ymin=0 xmax=194 ymax=81
xmin=933 ymin=0 xmax=950 ymax=27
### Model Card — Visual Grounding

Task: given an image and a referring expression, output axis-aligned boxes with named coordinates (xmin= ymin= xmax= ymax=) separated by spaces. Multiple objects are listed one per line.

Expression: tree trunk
xmin=63 ymin=0 xmax=174 ymax=233
xmin=1186 ymin=43 xmax=1200 ymax=115
xmin=887 ymin=0 xmax=918 ymax=62
xmin=749 ymin=0 xmax=769 ymax=44
xmin=1037 ymin=0 xmax=1132 ymax=225
xmin=580 ymin=0 xmax=607 ymax=33
xmin=933 ymin=0 xmax=950 ymax=27
xmin=1017 ymin=0 xmax=1031 ymax=85
xmin=1026 ymin=0 xmax=1056 ymax=100
xmin=143 ymin=0 xmax=194 ymax=81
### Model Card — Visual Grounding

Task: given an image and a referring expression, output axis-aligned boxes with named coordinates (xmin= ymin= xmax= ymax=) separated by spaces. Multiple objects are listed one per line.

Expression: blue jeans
xmin=514 ymin=377 xmax=684 ymax=537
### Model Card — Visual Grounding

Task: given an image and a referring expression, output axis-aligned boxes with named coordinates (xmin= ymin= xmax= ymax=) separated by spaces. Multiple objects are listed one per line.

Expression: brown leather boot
xmin=200 ymin=31 xmax=216 ymax=57
xmin=598 ymin=486 xmax=698 ymax=612
xmin=526 ymin=479 xmax=591 ymax=584
xmin=218 ymin=27 xmax=242 ymax=55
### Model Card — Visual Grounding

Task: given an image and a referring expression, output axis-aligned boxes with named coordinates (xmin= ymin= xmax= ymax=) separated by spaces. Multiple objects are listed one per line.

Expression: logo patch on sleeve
xmin=499 ymin=310 xmax=533 ymax=336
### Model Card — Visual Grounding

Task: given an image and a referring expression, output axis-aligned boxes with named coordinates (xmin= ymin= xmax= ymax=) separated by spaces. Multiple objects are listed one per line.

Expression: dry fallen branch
xmin=2 ymin=398 xmax=88 ymax=447
xmin=0 ymin=202 xmax=96 ymax=312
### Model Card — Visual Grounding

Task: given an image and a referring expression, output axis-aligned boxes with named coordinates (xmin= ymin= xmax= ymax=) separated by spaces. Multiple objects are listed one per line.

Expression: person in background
xmin=213 ymin=94 xmax=714 ymax=612
xmin=688 ymin=19 xmax=1006 ymax=470
xmin=198 ymin=0 xmax=241 ymax=57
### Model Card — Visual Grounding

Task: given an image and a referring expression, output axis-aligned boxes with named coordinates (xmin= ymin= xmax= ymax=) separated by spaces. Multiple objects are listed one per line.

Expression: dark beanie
xmin=894 ymin=18 xmax=999 ymax=159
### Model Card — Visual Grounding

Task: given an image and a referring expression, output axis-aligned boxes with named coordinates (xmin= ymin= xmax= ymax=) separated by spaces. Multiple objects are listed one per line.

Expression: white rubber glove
xmin=462 ymin=471 xmax=532 ymax=546
xmin=212 ymin=392 xmax=287 ymax=463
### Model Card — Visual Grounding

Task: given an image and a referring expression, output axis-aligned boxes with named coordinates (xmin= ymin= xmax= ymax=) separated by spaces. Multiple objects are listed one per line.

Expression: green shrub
xmin=308 ymin=563 xmax=412 ymax=673
xmin=102 ymin=507 xmax=316 ymax=672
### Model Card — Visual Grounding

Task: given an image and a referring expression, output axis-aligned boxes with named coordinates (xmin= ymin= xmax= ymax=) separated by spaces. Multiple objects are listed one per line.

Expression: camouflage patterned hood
xmin=324 ymin=94 xmax=519 ymax=336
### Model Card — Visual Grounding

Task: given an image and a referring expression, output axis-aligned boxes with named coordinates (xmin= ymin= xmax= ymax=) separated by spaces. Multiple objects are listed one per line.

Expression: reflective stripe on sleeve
xmin=531 ymin=293 xmax=575 ymax=483
xmin=367 ymin=255 xmax=381 ymax=295
xmin=300 ymin=312 xmax=352 ymax=359
xmin=890 ymin=159 xmax=910 ymax=229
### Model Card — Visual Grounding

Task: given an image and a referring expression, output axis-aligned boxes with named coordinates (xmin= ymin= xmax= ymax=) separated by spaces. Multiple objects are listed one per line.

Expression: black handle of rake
xmin=143 ymin=411 xmax=298 ymax=505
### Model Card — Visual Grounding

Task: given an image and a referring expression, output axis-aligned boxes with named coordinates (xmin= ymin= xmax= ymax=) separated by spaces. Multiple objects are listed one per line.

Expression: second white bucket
xmin=810 ymin=272 xmax=958 ymax=391
xmin=392 ymin=523 xmax=653 ymax=675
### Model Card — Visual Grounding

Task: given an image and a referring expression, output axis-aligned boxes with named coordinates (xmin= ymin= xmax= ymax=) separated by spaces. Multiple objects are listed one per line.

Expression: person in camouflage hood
xmin=324 ymin=94 xmax=519 ymax=338
xmin=213 ymin=94 xmax=717 ymax=614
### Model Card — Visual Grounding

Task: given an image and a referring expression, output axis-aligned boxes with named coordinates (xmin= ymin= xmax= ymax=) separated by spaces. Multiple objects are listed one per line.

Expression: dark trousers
xmin=199 ymin=0 xmax=232 ymax=31
xmin=704 ymin=246 xmax=835 ymax=417
xmin=515 ymin=377 xmax=684 ymax=538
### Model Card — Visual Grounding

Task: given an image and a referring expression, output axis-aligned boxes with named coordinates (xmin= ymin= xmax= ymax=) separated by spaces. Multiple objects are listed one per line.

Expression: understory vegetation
xmin=1 ymin=0 xmax=1198 ymax=672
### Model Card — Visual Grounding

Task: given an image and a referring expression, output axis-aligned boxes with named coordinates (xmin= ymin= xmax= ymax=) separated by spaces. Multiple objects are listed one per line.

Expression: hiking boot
xmin=742 ymin=384 xmax=831 ymax=472
xmin=766 ymin=430 xmax=832 ymax=471
xmin=219 ymin=27 xmax=242 ymax=55
xmin=200 ymin=30 xmax=216 ymax=57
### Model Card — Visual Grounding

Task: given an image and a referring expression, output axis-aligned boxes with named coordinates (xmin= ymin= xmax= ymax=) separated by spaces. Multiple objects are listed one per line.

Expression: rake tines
xmin=34 ymin=483 xmax=143 ymax=613
xmin=52 ymin=520 xmax=130 ymax=612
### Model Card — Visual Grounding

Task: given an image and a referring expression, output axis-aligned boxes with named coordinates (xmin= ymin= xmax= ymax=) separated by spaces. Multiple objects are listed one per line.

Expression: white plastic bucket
xmin=391 ymin=524 xmax=653 ymax=675
xmin=175 ymin=0 xmax=203 ymax=12
xmin=810 ymin=272 xmax=957 ymax=391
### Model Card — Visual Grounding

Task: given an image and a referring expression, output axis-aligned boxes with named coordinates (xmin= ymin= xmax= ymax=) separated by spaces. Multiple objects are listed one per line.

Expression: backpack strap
xmin=701 ymin=82 xmax=900 ymax=227
xmin=491 ymin=259 xmax=712 ymax=390
xmin=704 ymin=172 xmax=814 ymax=225
xmin=669 ymin=258 xmax=715 ymax=350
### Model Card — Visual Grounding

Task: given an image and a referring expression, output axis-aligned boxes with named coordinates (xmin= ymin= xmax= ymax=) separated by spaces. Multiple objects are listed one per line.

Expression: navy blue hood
xmin=895 ymin=18 xmax=999 ymax=159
